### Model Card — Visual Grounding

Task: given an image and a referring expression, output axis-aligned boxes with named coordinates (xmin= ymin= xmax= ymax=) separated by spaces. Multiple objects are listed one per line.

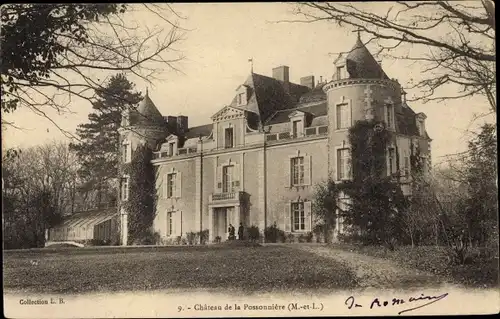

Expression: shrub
xmin=199 ymin=229 xmax=209 ymax=245
xmin=313 ymin=224 xmax=324 ymax=243
xmin=264 ymin=223 xmax=285 ymax=243
xmin=181 ymin=237 xmax=188 ymax=245
xmin=298 ymin=234 xmax=307 ymax=243
xmin=278 ymin=230 xmax=287 ymax=243
xmin=186 ymin=232 xmax=197 ymax=245
xmin=215 ymin=236 xmax=221 ymax=243
xmin=306 ymin=232 xmax=313 ymax=243
xmin=175 ymin=236 xmax=182 ymax=245
xmin=287 ymin=233 xmax=295 ymax=243
xmin=248 ymin=225 xmax=260 ymax=242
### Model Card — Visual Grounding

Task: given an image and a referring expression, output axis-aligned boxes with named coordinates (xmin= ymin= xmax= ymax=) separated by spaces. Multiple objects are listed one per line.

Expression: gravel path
xmin=287 ymin=244 xmax=452 ymax=291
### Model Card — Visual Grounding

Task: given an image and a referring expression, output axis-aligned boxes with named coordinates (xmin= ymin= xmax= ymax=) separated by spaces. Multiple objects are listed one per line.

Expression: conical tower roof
xmin=130 ymin=89 xmax=165 ymax=127
xmin=345 ymin=37 xmax=388 ymax=80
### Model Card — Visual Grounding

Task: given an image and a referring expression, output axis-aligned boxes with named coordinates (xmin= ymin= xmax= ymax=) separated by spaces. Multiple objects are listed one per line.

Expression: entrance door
xmin=214 ymin=208 xmax=228 ymax=241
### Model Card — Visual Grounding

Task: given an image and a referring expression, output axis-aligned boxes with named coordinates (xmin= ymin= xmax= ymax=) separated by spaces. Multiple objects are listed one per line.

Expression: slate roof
xmin=130 ymin=91 xmax=166 ymax=127
xmin=184 ymin=123 xmax=213 ymax=139
xmin=264 ymin=101 xmax=327 ymax=125
xmin=346 ymin=37 xmax=389 ymax=80
xmin=230 ymin=73 xmax=311 ymax=125
xmin=299 ymin=82 xmax=327 ymax=103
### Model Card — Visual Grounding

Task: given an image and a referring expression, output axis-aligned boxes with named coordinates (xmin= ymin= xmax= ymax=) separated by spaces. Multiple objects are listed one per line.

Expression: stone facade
xmin=117 ymin=37 xmax=432 ymax=245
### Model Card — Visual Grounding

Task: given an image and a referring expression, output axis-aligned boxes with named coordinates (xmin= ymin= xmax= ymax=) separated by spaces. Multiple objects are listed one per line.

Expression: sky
xmin=2 ymin=3 xmax=495 ymax=166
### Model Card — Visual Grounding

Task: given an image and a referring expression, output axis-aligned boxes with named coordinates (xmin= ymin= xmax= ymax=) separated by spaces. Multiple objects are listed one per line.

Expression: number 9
xmin=178 ymin=306 xmax=182 ymax=312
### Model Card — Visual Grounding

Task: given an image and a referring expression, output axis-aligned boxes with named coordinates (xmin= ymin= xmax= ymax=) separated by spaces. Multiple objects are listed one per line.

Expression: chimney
xmin=177 ymin=115 xmax=188 ymax=133
xmin=167 ymin=116 xmax=177 ymax=130
xmin=300 ymin=75 xmax=315 ymax=89
xmin=272 ymin=66 xmax=289 ymax=83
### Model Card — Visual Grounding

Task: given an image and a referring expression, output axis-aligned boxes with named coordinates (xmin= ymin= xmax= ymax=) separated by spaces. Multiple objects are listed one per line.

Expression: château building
xmin=117 ymin=36 xmax=431 ymax=245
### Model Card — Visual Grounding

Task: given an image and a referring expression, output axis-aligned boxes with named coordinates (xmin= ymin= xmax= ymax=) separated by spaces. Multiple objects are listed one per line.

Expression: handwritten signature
xmin=345 ymin=292 xmax=449 ymax=315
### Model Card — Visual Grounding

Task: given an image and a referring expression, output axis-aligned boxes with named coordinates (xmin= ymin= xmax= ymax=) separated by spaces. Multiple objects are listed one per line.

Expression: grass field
xmin=3 ymin=245 xmax=358 ymax=294
xmin=335 ymin=244 xmax=499 ymax=288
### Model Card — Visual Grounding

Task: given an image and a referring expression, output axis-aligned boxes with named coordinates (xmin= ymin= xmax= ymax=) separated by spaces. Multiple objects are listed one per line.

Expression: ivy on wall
xmin=337 ymin=120 xmax=407 ymax=246
xmin=123 ymin=143 xmax=158 ymax=244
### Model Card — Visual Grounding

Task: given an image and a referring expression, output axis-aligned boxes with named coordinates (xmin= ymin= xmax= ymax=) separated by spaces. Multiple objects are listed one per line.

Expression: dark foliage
xmin=336 ymin=120 xmax=407 ymax=246
xmin=123 ymin=144 xmax=157 ymax=244
xmin=247 ymin=225 xmax=260 ymax=242
xmin=1 ymin=4 xmax=127 ymax=113
xmin=69 ymin=74 xmax=142 ymax=207
xmin=264 ymin=223 xmax=286 ymax=243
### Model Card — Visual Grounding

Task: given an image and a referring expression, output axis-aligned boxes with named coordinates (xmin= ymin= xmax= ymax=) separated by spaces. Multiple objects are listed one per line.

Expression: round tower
xmin=117 ymin=89 xmax=168 ymax=246
xmin=323 ymin=36 xmax=402 ymax=180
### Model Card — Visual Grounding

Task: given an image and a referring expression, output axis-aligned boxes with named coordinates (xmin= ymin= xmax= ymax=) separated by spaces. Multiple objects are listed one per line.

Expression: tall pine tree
xmin=70 ymin=74 xmax=142 ymax=208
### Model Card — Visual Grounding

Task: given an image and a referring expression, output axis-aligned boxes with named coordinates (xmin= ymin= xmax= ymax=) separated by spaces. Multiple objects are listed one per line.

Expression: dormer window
xmin=169 ymin=142 xmax=175 ymax=156
xmin=416 ymin=113 xmax=427 ymax=137
xmin=224 ymin=127 xmax=234 ymax=148
xmin=288 ymin=110 xmax=306 ymax=138
xmin=292 ymin=120 xmax=300 ymax=138
xmin=336 ymin=65 xmax=348 ymax=80
xmin=237 ymin=93 xmax=245 ymax=105
xmin=235 ymin=85 xmax=248 ymax=106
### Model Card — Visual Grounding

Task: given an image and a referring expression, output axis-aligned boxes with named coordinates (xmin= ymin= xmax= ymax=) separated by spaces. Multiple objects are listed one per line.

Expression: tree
xmin=463 ymin=124 xmax=497 ymax=247
xmin=69 ymin=73 xmax=142 ymax=208
xmin=312 ymin=177 xmax=338 ymax=243
xmin=2 ymin=143 xmax=74 ymax=249
xmin=291 ymin=1 xmax=496 ymax=113
xmin=1 ymin=4 xmax=185 ymax=134
xmin=123 ymin=144 xmax=158 ymax=244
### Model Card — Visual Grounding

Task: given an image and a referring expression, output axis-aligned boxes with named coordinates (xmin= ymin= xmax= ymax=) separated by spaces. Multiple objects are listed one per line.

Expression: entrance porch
xmin=208 ymin=205 xmax=245 ymax=243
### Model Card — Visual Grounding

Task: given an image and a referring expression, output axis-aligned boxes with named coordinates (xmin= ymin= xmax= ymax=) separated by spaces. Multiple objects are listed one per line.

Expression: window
xmin=417 ymin=121 xmax=424 ymax=136
xmin=336 ymin=103 xmax=350 ymax=129
xmin=337 ymin=148 xmax=351 ymax=180
xmin=292 ymin=120 xmax=300 ymax=138
xmin=166 ymin=173 xmax=176 ymax=198
xmin=404 ymin=156 xmax=410 ymax=177
xmin=121 ymin=177 xmax=129 ymax=201
xmin=122 ymin=142 xmax=130 ymax=163
xmin=292 ymin=202 xmax=305 ymax=231
xmin=167 ymin=211 xmax=175 ymax=236
xmin=224 ymin=127 xmax=234 ymax=148
xmin=237 ymin=93 xmax=245 ymax=105
xmin=388 ymin=148 xmax=396 ymax=175
xmin=291 ymin=157 xmax=305 ymax=186
xmin=222 ymin=165 xmax=233 ymax=193
xmin=386 ymin=104 xmax=394 ymax=129
xmin=169 ymin=142 xmax=175 ymax=156
xmin=336 ymin=65 xmax=347 ymax=80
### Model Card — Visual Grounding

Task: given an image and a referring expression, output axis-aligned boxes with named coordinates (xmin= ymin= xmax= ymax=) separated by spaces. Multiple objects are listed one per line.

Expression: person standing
xmin=238 ymin=223 xmax=244 ymax=240
xmin=228 ymin=224 xmax=235 ymax=240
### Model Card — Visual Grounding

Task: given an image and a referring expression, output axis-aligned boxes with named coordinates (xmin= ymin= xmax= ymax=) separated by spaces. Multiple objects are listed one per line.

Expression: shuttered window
xmin=287 ymin=155 xmax=312 ymax=187
xmin=167 ymin=173 xmax=176 ymax=198
xmin=291 ymin=157 xmax=304 ymax=186
xmin=121 ymin=177 xmax=129 ymax=201
xmin=403 ymin=156 xmax=410 ymax=177
xmin=336 ymin=103 xmax=351 ymax=129
xmin=167 ymin=211 xmax=174 ymax=236
xmin=337 ymin=148 xmax=351 ymax=180
xmin=292 ymin=202 xmax=305 ymax=231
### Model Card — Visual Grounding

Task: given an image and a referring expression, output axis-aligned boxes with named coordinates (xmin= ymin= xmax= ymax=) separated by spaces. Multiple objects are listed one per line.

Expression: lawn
xmin=335 ymin=244 xmax=499 ymax=288
xmin=3 ymin=245 xmax=358 ymax=294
